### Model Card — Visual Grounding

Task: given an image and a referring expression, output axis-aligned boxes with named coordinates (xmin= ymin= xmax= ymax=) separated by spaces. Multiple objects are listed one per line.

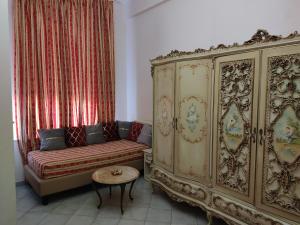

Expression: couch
xmin=24 ymin=121 xmax=151 ymax=204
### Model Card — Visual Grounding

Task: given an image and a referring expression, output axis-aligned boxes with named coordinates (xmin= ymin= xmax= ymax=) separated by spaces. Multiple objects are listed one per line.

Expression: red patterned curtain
xmin=13 ymin=0 xmax=115 ymax=163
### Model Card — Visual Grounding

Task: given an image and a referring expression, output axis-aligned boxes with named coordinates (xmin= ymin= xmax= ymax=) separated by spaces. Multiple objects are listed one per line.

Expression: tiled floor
xmin=16 ymin=177 xmax=227 ymax=225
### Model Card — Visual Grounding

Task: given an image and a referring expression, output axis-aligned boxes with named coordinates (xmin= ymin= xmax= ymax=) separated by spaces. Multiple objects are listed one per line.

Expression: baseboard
xmin=16 ymin=180 xmax=25 ymax=186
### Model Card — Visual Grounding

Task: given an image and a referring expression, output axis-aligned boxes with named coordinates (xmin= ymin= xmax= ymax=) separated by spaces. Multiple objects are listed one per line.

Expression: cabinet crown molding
xmin=151 ymin=29 xmax=299 ymax=63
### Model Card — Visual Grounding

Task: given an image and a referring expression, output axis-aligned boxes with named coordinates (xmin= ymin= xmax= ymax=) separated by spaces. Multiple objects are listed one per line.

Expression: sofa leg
xmin=41 ymin=196 xmax=49 ymax=205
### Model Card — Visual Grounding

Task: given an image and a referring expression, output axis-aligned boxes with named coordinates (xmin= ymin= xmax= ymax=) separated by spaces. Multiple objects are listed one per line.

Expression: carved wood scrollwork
xmin=217 ymin=59 xmax=254 ymax=195
xmin=151 ymin=30 xmax=299 ymax=62
xmin=263 ymin=53 xmax=300 ymax=214
xmin=212 ymin=196 xmax=283 ymax=225
xmin=152 ymin=168 xmax=207 ymax=202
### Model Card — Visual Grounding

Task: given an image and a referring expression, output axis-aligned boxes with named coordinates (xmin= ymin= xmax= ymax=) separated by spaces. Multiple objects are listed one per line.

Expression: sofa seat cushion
xmin=27 ymin=140 xmax=147 ymax=179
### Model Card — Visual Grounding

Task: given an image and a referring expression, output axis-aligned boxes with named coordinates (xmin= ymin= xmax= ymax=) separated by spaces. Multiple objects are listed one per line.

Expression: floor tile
xmin=17 ymin=195 xmax=39 ymax=212
xmin=146 ymin=208 xmax=172 ymax=223
xmin=52 ymin=202 xmax=82 ymax=215
xmin=16 ymin=185 xmax=32 ymax=200
xmin=145 ymin=222 xmax=169 ymax=225
xmin=122 ymin=206 xmax=148 ymax=221
xmin=16 ymin=210 xmax=26 ymax=219
xmin=15 ymin=177 xmax=214 ymax=225
xmin=172 ymin=207 xmax=198 ymax=225
xmin=29 ymin=201 xmax=61 ymax=213
xmin=118 ymin=219 xmax=145 ymax=225
xmin=65 ymin=215 xmax=95 ymax=225
xmin=39 ymin=214 xmax=72 ymax=225
xmin=76 ymin=204 xmax=100 ymax=217
xmin=17 ymin=212 xmax=48 ymax=225
xmin=92 ymin=218 xmax=119 ymax=225
xmin=96 ymin=205 xmax=122 ymax=219
xmin=150 ymin=193 xmax=172 ymax=210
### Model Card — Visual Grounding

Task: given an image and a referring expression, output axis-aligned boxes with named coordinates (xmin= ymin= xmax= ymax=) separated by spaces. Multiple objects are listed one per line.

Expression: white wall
xmin=0 ymin=0 xmax=16 ymax=224
xmin=124 ymin=0 xmax=300 ymax=122
xmin=114 ymin=0 xmax=129 ymax=121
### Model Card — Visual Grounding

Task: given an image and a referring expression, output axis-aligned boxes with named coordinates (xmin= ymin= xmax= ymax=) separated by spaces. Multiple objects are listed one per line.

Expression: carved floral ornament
xmin=212 ymin=196 xmax=284 ymax=225
xmin=151 ymin=29 xmax=300 ymax=62
xmin=157 ymin=95 xmax=173 ymax=136
xmin=152 ymin=168 xmax=206 ymax=201
xmin=217 ymin=59 xmax=254 ymax=195
xmin=264 ymin=53 xmax=300 ymax=214
xmin=152 ymin=167 xmax=284 ymax=225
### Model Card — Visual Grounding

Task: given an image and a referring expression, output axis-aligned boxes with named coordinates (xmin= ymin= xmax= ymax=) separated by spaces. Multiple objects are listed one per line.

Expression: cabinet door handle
xmin=175 ymin=118 xmax=178 ymax=130
xmin=259 ymin=128 xmax=265 ymax=145
xmin=251 ymin=128 xmax=257 ymax=143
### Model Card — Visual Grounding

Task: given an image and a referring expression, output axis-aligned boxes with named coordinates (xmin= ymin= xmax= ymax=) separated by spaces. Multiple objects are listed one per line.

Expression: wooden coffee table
xmin=92 ymin=165 xmax=140 ymax=214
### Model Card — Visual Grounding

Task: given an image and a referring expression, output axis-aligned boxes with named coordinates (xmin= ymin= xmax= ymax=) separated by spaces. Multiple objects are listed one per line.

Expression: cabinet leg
xmin=207 ymin=211 xmax=213 ymax=225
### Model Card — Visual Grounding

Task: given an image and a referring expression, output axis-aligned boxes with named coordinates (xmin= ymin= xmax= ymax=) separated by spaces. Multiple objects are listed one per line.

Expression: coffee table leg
xmin=93 ymin=182 xmax=102 ymax=209
xmin=109 ymin=186 xmax=112 ymax=199
xmin=129 ymin=180 xmax=136 ymax=200
xmin=120 ymin=184 xmax=126 ymax=214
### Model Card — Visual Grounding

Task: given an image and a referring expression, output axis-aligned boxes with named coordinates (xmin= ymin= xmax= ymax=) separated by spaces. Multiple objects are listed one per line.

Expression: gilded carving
xmin=152 ymin=168 xmax=206 ymax=202
xmin=263 ymin=53 xmax=300 ymax=214
xmin=212 ymin=196 xmax=284 ymax=225
xmin=152 ymin=167 xmax=284 ymax=225
xmin=157 ymin=96 xmax=173 ymax=137
xmin=217 ymin=59 xmax=254 ymax=194
xmin=151 ymin=30 xmax=299 ymax=62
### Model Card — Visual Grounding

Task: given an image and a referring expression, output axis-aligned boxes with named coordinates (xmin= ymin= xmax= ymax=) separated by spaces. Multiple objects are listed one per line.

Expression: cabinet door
xmin=256 ymin=45 xmax=300 ymax=223
xmin=153 ymin=63 xmax=175 ymax=172
xmin=174 ymin=59 xmax=213 ymax=184
xmin=213 ymin=51 xmax=260 ymax=203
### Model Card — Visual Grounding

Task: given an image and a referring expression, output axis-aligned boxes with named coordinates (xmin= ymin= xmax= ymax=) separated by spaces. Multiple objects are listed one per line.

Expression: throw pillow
xmin=85 ymin=124 xmax=106 ymax=145
xmin=38 ymin=128 xmax=66 ymax=151
xmin=117 ymin=121 xmax=132 ymax=139
xmin=102 ymin=121 xmax=120 ymax=141
xmin=137 ymin=124 xmax=152 ymax=147
xmin=127 ymin=122 xmax=143 ymax=142
xmin=65 ymin=127 xmax=87 ymax=147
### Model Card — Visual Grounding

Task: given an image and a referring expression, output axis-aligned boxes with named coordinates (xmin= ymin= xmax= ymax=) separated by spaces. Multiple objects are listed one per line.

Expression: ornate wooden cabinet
xmin=151 ymin=30 xmax=300 ymax=225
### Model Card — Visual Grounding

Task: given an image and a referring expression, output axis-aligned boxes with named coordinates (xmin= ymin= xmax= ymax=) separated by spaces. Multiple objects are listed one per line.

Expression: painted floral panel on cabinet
xmin=256 ymin=45 xmax=300 ymax=223
xmin=174 ymin=59 xmax=212 ymax=184
xmin=213 ymin=52 xmax=260 ymax=203
xmin=153 ymin=63 xmax=175 ymax=172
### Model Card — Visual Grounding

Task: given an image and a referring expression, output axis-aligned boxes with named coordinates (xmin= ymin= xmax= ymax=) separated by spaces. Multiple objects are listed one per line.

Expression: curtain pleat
xmin=13 ymin=0 xmax=115 ymax=163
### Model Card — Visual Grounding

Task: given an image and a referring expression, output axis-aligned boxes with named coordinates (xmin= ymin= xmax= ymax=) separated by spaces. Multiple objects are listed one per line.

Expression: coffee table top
xmin=92 ymin=165 xmax=140 ymax=185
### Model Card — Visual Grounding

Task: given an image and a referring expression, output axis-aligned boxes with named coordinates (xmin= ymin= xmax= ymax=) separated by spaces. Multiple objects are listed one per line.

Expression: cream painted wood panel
xmin=153 ymin=63 xmax=175 ymax=172
xmin=174 ymin=59 xmax=213 ymax=184
xmin=256 ymin=45 xmax=300 ymax=223
xmin=213 ymin=51 xmax=260 ymax=203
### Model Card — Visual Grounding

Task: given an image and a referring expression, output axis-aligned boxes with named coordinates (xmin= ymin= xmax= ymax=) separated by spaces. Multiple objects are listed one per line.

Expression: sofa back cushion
xmin=38 ymin=128 xmax=66 ymax=151
xmin=137 ymin=124 xmax=152 ymax=147
xmin=127 ymin=122 xmax=143 ymax=142
xmin=85 ymin=124 xmax=106 ymax=145
xmin=102 ymin=121 xmax=120 ymax=141
xmin=65 ymin=127 xmax=87 ymax=147
xmin=117 ymin=121 xmax=132 ymax=139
